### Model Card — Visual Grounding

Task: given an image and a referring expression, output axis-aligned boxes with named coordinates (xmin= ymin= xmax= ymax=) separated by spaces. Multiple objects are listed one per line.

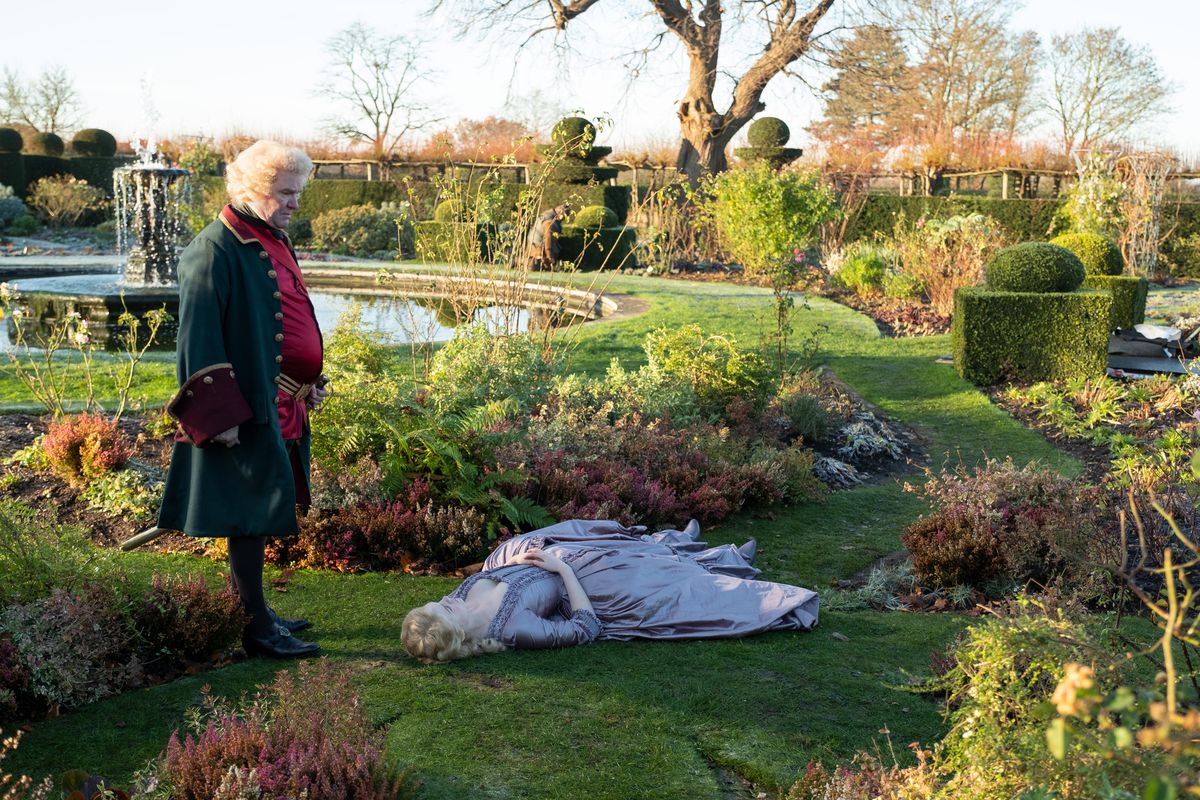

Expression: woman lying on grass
xmin=401 ymin=519 xmax=819 ymax=663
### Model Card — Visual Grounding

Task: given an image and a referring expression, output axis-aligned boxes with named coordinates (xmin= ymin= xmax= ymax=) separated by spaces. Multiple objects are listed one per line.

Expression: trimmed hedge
xmin=535 ymin=162 xmax=619 ymax=184
xmin=25 ymin=132 xmax=64 ymax=156
xmin=0 ymin=128 xmax=22 ymax=153
xmin=985 ymin=242 xmax=1085 ymax=293
xmin=1082 ymin=274 xmax=1149 ymax=331
xmin=1160 ymin=203 xmax=1200 ymax=278
xmin=571 ymin=205 xmax=618 ymax=229
xmin=846 ymin=195 xmax=1061 ymax=245
xmin=66 ymin=156 xmax=129 ymax=195
xmin=558 ymin=224 xmax=637 ymax=270
xmin=71 ymin=129 xmax=117 ymax=157
xmin=21 ymin=155 xmax=68 ymax=191
xmin=540 ymin=183 xmax=630 ymax=225
xmin=1050 ymin=231 xmax=1123 ymax=276
xmin=747 ymin=117 xmax=790 ymax=148
xmin=952 ymin=287 xmax=1112 ymax=385
xmin=414 ymin=220 xmax=497 ymax=263
xmin=0 ymin=152 xmax=25 ymax=196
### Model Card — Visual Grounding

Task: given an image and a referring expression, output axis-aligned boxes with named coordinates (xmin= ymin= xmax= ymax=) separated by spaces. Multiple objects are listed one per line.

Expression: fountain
xmin=114 ymin=161 xmax=190 ymax=286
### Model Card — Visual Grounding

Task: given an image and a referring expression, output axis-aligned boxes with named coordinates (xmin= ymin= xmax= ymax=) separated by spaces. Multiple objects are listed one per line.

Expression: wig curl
xmin=401 ymin=603 xmax=507 ymax=664
xmin=224 ymin=140 xmax=313 ymax=204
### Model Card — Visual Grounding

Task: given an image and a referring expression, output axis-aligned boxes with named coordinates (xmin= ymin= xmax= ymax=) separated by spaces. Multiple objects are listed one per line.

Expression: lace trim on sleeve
xmin=572 ymin=608 xmax=602 ymax=641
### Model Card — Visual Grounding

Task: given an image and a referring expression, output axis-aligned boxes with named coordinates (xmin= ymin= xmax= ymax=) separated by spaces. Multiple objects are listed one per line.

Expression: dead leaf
xmin=831 ymin=632 xmax=850 ymax=642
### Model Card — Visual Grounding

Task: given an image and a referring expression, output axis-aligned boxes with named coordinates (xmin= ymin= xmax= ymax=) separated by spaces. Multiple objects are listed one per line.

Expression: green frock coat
xmin=157 ymin=212 xmax=314 ymax=538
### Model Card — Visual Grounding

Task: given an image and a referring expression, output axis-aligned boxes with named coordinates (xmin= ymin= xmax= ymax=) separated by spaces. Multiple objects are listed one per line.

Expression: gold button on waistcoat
xmin=202 ymin=376 xmax=214 ymax=384
xmin=274 ymin=333 xmax=284 ymax=342
xmin=274 ymin=375 xmax=283 ymax=385
xmin=275 ymin=355 xmax=283 ymax=363
xmin=229 ymin=371 xmax=235 ymax=378
xmin=259 ymin=251 xmax=269 ymax=260
xmin=274 ymin=312 xmax=283 ymax=321
xmin=185 ymin=390 xmax=193 ymax=397
xmin=267 ymin=270 xmax=277 ymax=279
xmin=272 ymin=291 xmax=282 ymax=300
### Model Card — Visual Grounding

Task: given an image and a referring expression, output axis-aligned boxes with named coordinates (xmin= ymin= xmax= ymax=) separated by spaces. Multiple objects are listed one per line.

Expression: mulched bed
xmin=832 ymin=293 xmax=950 ymax=337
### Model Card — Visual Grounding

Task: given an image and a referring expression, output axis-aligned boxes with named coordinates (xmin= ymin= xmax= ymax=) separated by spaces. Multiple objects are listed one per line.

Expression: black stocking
xmin=228 ymin=536 xmax=272 ymax=637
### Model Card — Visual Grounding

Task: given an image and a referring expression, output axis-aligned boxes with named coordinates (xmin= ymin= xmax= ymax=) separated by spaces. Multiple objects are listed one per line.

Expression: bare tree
xmin=433 ymin=0 xmax=836 ymax=179
xmin=877 ymin=0 xmax=1040 ymax=144
xmin=318 ymin=23 xmax=438 ymax=159
xmin=0 ymin=65 xmax=82 ymax=133
xmin=1046 ymin=28 xmax=1173 ymax=154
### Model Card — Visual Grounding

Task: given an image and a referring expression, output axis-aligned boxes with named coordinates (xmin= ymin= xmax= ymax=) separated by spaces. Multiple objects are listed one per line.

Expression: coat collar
xmin=219 ymin=205 xmax=291 ymax=248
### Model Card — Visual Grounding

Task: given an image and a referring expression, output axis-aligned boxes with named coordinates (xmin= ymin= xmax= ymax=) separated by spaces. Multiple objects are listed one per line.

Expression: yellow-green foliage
xmin=1080 ymin=274 xmax=1148 ymax=330
xmin=1050 ymin=231 xmax=1123 ymax=276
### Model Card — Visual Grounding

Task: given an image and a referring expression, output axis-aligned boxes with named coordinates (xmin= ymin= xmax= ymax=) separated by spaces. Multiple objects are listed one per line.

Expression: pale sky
xmin=7 ymin=0 xmax=1199 ymax=156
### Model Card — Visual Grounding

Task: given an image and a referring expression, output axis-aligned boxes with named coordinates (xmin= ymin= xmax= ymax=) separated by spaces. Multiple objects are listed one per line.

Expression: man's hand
xmin=307 ymin=379 xmax=330 ymax=410
xmin=212 ymin=426 xmax=240 ymax=448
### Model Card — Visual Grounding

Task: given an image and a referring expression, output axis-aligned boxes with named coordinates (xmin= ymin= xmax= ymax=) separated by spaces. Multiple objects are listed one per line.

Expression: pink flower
xmin=793 ymin=247 xmax=802 ymax=255
xmin=794 ymin=252 xmax=806 ymax=263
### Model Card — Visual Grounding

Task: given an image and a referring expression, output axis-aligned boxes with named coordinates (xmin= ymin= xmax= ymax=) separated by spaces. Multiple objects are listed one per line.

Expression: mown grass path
xmin=6 ymin=271 xmax=1079 ymax=798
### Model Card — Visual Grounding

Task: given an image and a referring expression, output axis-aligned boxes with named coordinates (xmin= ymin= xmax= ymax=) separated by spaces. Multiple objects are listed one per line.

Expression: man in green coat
xmin=159 ymin=141 xmax=324 ymax=659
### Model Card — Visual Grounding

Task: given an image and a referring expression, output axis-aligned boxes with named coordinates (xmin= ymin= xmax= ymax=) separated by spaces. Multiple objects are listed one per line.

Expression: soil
xmin=0 ymin=412 xmax=199 ymax=554
xmin=985 ymin=389 xmax=1116 ymax=484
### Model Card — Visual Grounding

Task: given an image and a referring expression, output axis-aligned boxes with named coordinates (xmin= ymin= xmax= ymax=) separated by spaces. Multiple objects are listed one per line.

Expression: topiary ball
xmin=985 ymin=242 xmax=1086 ymax=293
xmin=26 ymin=132 xmax=65 ymax=157
xmin=571 ymin=205 xmax=618 ymax=230
xmin=71 ymin=128 xmax=117 ymax=158
xmin=1049 ymin=232 xmax=1123 ymax=276
xmin=433 ymin=199 xmax=465 ymax=223
xmin=0 ymin=127 xmax=22 ymax=153
xmin=551 ymin=116 xmax=596 ymax=149
xmin=747 ymin=117 xmax=790 ymax=148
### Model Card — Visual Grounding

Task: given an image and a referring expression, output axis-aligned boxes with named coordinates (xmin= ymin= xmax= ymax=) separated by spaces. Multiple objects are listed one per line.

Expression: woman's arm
xmin=509 ymin=549 xmax=594 ymax=615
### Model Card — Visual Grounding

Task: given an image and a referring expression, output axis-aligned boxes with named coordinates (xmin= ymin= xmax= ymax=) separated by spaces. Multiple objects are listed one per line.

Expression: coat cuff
xmin=167 ymin=363 xmax=254 ymax=446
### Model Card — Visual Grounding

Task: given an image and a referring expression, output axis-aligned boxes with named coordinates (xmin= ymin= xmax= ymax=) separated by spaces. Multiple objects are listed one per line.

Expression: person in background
xmin=158 ymin=140 xmax=326 ymax=659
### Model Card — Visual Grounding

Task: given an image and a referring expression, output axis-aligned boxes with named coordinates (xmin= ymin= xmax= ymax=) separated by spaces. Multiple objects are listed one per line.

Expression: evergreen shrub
xmin=311 ymin=204 xmax=397 ymax=256
xmin=1050 ymin=231 xmax=1123 ymax=276
xmin=1081 ymin=274 xmax=1149 ymax=330
xmin=557 ymin=224 xmax=637 ymax=269
xmin=0 ymin=128 xmax=22 ymax=153
xmin=834 ymin=242 xmax=891 ymax=296
xmin=66 ymin=156 xmax=125 ymax=195
xmin=25 ymin=132 xmax=64 ymax=157
xmin=0 ymin=152 xmax=25 ymax=197
xmin=846 ymin=195 xmax=1061 ymax=245
xmin=551 ymin=116 xmax=596 ymax=154
xmin=571 ymin=204 xmax=617 ymax=230
xmin=952 ymin=287 xmax=1112 ymax=385
xmin=746 ymin=117 xmax=790 ymax=147
xmin=985 ymin=242 xmax=1085 ymax=293
xmin=20 ymin=154 xmax=67 ymax=190
xmin=432 ymin=199 xmax=464 ymax=223
xmin=540 ymin=183 xmax=630 ymax=224
xmin=70 ymin=129 xmax=117 ymax=158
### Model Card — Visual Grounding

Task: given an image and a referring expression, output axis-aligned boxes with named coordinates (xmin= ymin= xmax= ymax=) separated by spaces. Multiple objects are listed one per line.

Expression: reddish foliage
xmin=132 ymin=574 xmax=246 ymax=664
xmin=41 ymin=413 xmax=130 ymax=485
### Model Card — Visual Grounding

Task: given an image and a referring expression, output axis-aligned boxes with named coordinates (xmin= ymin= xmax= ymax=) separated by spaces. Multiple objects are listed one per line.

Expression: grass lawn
xmin=4 ymin=270 xmax=1080 ymax=797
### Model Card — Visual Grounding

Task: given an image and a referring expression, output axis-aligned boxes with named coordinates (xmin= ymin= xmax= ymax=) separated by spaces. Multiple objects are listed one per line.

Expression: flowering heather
xmin=41 ymin=413 xmax=130 ymax=486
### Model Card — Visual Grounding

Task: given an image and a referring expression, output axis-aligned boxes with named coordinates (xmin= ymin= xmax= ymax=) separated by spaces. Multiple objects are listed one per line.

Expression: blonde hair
xmin=224 ymin=140 xmax=313 ymax=204
xmin=401 ymin=603 xmax=507 ymax=664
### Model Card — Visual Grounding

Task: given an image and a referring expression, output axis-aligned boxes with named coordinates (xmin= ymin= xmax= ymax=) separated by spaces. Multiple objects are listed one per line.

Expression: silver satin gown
xmin=443 ymin=519 xmax=820 ymax=649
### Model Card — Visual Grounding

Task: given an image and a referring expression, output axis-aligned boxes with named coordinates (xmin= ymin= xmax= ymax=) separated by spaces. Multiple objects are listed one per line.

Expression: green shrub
xmin=5 ymin=213 xmax=37 ymax=235
xmin=834 ymin=242 xmax=891 ymax=296
xmin=70 ymin=129 xmax=116 ymax=158
xmin=432 ymin=199 xmax=465 ymax=223
xmin=776 ymin=390 xmax=830 ymax=444
xmin=0 ymin=183 xmax=26 ymax=227
xmin=0 ymin=501 xmax=112 ymax=605
xmin=0 ymin=128 xmax=22 ymax=153
xmin=26 ymin=175 xmax=106 ymax=228
xmin=310 ymin=204 xmax=397 ymax=256
xmin=65 ymin=156 xmax=124 ymax=195
xmin=21 ymin=154 xmax=66 ymax=189
xmin=25 ymin=132 xmax=64 ymax=157
xmin=882 ymin=270 xmax=923 ymax=299
xmin=556 ymin=224 xmax=637 ymax=270
xmin=551 ymin=116 xmax=596 ymax=154
xmin=569 ymin=205 xmax=618 ymax=230
xmin=697 ymin=162 xmax=838 ymax=277
xmin=746 ymin=117 xmax=790 ymax=147
xmin=539 ymin=183 xmax=631 ymax=225
xmin=644 ymin=324 xmax=773 ymax=416
xmin=985 ymin=242 xmax=1085 ymax=293
xmin=426 ymin=323 xmax=555 ymax=414
xmin=1050 ymin=231 xmax=1123 ymax=276
xmin=0 ymin=152 xmax=25 ymax=197
xmin=1081 ymin=274 xmax=1149 ymax=330
xmin=952 ymin=286 xmax=1112 ymax=385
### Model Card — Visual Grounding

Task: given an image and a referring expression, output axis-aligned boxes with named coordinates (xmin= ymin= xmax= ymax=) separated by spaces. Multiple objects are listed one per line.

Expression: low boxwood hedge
xmin=20 ymin=155 xmax=68 ymax=193
xmin=1081 ymin=274 xmax=1149 ymax=331
xmin=846 ymin=195 xmax=1062 ymax=246
xmin=952 ymin=286 xmax=1112 ymax=385
xmin=985 ymin=242 xmax=1085 ymax=293
xmin=67 ymin=156 xmax=129 ymax=195
xmin=557 ymin=224 xmax=637 ymax=270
